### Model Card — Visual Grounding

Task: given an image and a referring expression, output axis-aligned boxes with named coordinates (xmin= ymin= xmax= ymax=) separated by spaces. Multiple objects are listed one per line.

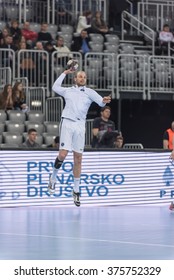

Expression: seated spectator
xmin=21 ymin=128 xmax=41 ymax=148
xmin=21 ymin=22 xmax=38 ymax=46
xmin=37 ymin=22 xmax=53 ymax=44
xmin=54 ymin=35 xmax=73 ymax=67
xmin=1 ymin=27 xmax=11 ymax=45
xmin=71 ymin=29 xmax=91 ymax=58
xmin=91 ymin=11 xmax=109 ymax=36
xmin=163 ymin=121 xmax=174 ymax=149
xmin=91 ymin=106 xmax=115 ymax=148
xmin=12 ymin=81 xmax=29 ymax=112
xmin=76 ymin=10 xmax=92 ymax=34
xmin=9 ymin=20 xmax=22 ymax=46
xmin=0 ymin=84 xmax=14 ymax=110
xmin=114 ymin=135 xmax=124 ymax=148
xmin=0 ymin=35 xmax=18 ymax=67
xmin=99 ymin=130 xmax=121 ymax=148
xmin=159 ymin=24 xmax=174 ymax=55
xmin=47 ymin=136 xmax=60 ymax=148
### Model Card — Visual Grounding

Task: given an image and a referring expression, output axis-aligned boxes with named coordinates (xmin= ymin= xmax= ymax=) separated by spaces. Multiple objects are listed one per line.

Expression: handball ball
xmin=67 ymin=59 xmax=79 ymax=71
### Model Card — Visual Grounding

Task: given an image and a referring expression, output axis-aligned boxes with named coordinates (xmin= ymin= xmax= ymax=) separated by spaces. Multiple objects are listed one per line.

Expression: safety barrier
xmin=0 ymin=149 xmax=173 ymax=207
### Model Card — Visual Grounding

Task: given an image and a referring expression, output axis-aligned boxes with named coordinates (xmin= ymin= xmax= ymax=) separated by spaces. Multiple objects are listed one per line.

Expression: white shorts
xmin=59 ymin=118 xmax=86 ymax=153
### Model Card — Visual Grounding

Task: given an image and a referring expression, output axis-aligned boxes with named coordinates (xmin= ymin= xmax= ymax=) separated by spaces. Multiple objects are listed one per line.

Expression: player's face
xmin=75 ymin=72 xmax=87 ymax=86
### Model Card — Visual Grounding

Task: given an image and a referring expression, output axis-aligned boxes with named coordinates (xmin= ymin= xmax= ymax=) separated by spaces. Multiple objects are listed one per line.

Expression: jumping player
xmin=48 ymin=63 xmax=111 ymax=207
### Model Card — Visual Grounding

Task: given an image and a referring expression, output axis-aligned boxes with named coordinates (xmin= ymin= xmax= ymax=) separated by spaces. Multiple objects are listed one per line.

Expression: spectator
xmin=9 ymin=20 xmax=22 ymax=46
xmin=0 ymin=27 xmax=11 ymax=45
xmin=0 ymin=35 xmax=18 ymax=67
xmin=76 ymin=10 xmax=92 ymax=34
xmin=21 ymin=22 xmax=38 ymax=46
xmin=91 ymin=106 xmax=115 ymax=148
xmin=12 ymin=81 xmax=29 ymax=112
xmin=0 ymin=84 xmax=14 ymax=110
xmin=158 ymin=24 xmax=174 ymax=55
xmin=163 ymin=121 xmax=174 ymax=149
xmin=37 ymin=22 xmax=53 ymax=44
xmin=71 ymin=29 xmax=90 ymax=58
xmin=47 ymin=136 xmax=60 ymax=148
xmin=91 ymin=11 xmax=109 ymax=36
xmin=21 ymin=128 xmax=41 ymax=148
xmin=114 ymin=135 xmax=124 ymax=148
xmin=54 ymin=35 xmax=73 ymax=67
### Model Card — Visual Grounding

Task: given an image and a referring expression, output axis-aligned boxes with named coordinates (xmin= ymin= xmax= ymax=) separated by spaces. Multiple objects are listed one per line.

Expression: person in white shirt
xmin=48 ymin=66 xmax=111 ymax=206
xmin=54 ymin=36 xmax=73 ymax=66
xmin=159 ymin=24 xmax=174 ymax=43
xmin=76 ymin=10 xmax=92 ymax=34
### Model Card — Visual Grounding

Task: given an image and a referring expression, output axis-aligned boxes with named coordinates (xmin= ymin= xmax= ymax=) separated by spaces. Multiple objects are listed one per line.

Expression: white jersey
xmin=52 ymin=73 xmax=105 ymax=122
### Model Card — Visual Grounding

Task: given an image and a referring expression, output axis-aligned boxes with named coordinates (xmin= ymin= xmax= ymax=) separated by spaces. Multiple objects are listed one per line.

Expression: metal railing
xmin=0 ymin=67 xmax=11 ymax=89
xmin=138 ymin=1 xmax=174 ymax=31
xmin=45 ymin=96 xmax=64 ymax=122
xmin=0 ymin=0 xmax=107 ymax=24
xmin=121 ymin=11 xmax=156 ymax=55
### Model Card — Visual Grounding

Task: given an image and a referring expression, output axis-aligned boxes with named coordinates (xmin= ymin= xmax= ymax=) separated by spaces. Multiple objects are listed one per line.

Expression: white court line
xmin=0 ymin=232 xmax=174 ymax=249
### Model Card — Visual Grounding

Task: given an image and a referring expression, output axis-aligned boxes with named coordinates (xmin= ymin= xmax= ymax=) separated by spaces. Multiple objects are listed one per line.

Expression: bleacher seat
xmin=6 ymin=122 xmax=25 ymax=134
xmin=3 ymin=133 xmax=23 ymax=146
xmin=44 ymin=122 xmax=59 ymax=135
xmin=27 ymin=111 xmax=45 ymax=123
xmin=6 ymin=110 xmax=26 ymax=123
xmin=25 ymin=122 xmax=45 ymax=134
xmin=43 ymin=134 xmax=57 ymax=145
xmin=0 ymin=110 xmax=7 ymax=122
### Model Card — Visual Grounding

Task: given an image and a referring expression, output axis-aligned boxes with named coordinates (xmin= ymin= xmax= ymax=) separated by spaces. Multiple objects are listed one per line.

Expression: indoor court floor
xmin=0 ymin=205 xmax=174 ymax=260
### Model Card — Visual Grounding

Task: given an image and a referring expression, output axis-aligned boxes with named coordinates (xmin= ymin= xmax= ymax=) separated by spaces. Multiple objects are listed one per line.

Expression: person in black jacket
xmin=71 ymin=29 xmax=91 ymax=58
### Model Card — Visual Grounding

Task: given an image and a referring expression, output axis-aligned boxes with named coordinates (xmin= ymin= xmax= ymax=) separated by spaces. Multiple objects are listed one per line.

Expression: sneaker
xmin=169 ymin=202 xmax=174 ymax=211
xmin=72 ymin=190 xmax=81 ymax=207
xmin=48 ymin=175 xmax=56 ymax=194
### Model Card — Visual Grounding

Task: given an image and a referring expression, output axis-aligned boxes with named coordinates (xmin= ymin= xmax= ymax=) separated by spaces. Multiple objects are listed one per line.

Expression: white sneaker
xmin=48 ymin=175 xmax=56 ymax=194
xmin=72 ymin=190 xmax=81 ymax=207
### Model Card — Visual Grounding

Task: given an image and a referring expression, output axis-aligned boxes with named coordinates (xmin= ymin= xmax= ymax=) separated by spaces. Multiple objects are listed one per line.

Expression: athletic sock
xmin=73 ymin=178 xmax=80 ymax=193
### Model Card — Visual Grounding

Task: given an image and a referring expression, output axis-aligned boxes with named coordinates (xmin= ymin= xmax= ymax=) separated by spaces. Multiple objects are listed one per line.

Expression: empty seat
xmin=4 ymin=6 xmax=18 ymax=21
xmin=105 ymin=34 xmax=119 ymax=44
xmin=6 ymin=122 xmax=25 ymax=134
xmin=3 ymin=133 xmax=23 ymax=146
xmin=59 ymin=24 xmax=73 ymax=34
xmin=25 ymin=122 xmax=45 ymax=134
xmin=104 ymin=43 xmax=119 ymax=53
xmin=0 ymin=110 xmax=7 ymax=122
xmin=7 ymin=110 xmax=26 ymax=123
xmin=44 ymin=122 xmax=59 ymax=135
xmin=88 ymin=42 xmax=103 ymax=52
xmin=0 ymin=134 xmax=2 ymax=144
xmin=43 ymin=134 xmax=57 ymax=145
xmin=89 ymin=33 xmax=104 ymax=44
xmin=27 ymin=111 xmax=45 ymax=123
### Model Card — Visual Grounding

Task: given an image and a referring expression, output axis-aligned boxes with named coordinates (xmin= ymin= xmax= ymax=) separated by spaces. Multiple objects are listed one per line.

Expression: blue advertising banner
xmin=0 ymin=150 xmax=173 ymax=207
